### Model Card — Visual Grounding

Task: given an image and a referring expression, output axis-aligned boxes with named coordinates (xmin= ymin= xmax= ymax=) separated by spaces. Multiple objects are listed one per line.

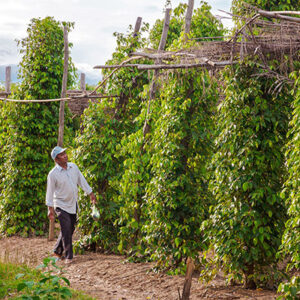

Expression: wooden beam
xmin=138 ymin=60 xmax=237 ymax=70
xmin=244 ymin=4 xmax=300 ymax=23
xmin=5 ymin=66 xmax=11 ymax=94
xmin=94 ymin=64 xmax=140 ymax=69
xmin=267 ymin=11 xmax=300 ymax=15
xmin=258 ymin=9 xmax=300 ymax=23
xmin=130 ymin=51 xmax=196 ymax=60
xmin=70 ymin=94 xmax=119 ymax=99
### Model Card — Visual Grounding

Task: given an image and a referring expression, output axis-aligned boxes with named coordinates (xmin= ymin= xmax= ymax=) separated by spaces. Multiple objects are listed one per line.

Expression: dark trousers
xmin=53 ymin=207 xmax=76 ymax=259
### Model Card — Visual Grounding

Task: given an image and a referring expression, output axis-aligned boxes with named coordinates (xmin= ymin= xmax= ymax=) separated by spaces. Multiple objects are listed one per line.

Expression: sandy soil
xmin=0 ymin=236 xmax=279 ymax=300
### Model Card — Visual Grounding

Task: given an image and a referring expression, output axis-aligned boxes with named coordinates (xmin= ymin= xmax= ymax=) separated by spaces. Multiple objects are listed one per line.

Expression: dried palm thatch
xmin=121 ymin=7 xmax=300 ymax=70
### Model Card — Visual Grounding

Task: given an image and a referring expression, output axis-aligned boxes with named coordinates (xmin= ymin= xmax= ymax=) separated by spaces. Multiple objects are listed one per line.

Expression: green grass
xmin=0 ymin=260 xmax=95 ymax=299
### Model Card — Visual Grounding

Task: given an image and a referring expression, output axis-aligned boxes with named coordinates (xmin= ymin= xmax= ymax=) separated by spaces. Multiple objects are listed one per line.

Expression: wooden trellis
xmin=94 ymin=7 xmax=300 ymax=84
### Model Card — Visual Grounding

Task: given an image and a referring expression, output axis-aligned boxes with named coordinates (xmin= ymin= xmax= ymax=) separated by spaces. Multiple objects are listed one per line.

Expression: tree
xmin=0 ymin=17 xmax=76 ymax=236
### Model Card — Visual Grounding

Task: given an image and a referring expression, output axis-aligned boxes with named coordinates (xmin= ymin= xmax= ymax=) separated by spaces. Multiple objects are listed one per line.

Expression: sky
xmin=0 ymin=0 xmax=232 ymax=84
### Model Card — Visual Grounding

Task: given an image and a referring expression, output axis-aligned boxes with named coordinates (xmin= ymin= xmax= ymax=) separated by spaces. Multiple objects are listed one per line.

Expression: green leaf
xmin=15 ymin=273 xmax=25 ymax=279
xmin=242 ymin=182 xmax=249 ymax=191
xmin=17 ymin=282 xmax=28 ymax=292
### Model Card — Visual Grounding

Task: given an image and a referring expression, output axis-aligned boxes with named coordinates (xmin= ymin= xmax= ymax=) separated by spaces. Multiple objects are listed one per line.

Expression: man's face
xmin=55 ymin=151 xmax=68 ymax=165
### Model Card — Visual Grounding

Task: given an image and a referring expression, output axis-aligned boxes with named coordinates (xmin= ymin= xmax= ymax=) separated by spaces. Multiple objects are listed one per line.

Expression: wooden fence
xmin=0 ymin=66 xmax=90 ymax=116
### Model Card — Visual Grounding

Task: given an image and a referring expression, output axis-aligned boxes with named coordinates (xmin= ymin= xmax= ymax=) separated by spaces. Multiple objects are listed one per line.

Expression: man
xmin=46 ymin=146 xmax=96 ymax=264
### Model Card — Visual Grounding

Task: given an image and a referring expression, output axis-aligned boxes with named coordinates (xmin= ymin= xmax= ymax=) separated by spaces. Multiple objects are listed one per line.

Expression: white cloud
xmin=75 ymin=62 xmax=101 ymax=79
xmin=0 ymin=0 xmax=232 ymax=83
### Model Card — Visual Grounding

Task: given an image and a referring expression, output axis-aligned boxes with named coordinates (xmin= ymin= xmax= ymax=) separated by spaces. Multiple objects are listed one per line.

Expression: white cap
xmin=51 ymin=146 xmax=67 ymax=160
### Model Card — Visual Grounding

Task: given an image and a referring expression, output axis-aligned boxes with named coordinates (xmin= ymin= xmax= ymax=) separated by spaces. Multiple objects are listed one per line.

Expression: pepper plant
xmin=116 ymin=2 xmax=224 ymax=267
xmin=74 ymin=22 xmax=151 ymax=252
xmin=0 ymin=17 xmax=76 ymax=236
xmin=277 ymin=71 xmax=300 ymax=299
xmin=142 ymin=69 xmax=218 ymax=272
xmin=201 ymin=62 xmax=292 ymax=288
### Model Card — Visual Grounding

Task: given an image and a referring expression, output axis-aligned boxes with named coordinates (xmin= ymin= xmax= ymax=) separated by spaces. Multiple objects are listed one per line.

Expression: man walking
xmin=46 ymin=146 xmax=96 ymax=264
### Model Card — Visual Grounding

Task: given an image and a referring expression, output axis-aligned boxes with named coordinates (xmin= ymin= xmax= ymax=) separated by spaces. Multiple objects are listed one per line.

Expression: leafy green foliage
xmin=277 ymin=71 xmax=300 ymax=299
xmin=17 ymin=17 xmax=76 ymax=99
xmin=142 ymin=70 xmax=218 ymax=271
xmin=116 ymin=106 xmax=152 ymax=258
xmin=0 ymin=261 xmax=41 ymax=298
xmin=280 ymin=71 xmax=300 ymax=271
xmin=74 ymin=23 xmax=150 ymax=252
xmin=201 ymin=62 xmax=292 ymax=287
xmin=150 ymin=1 xmax=225 ymax=49
xmin=278 ymin=276 xmax=300 ymax=300
xmin=0 ymin=17 xmax=76 ymax=236
xmin=15 ymin=257 xmax=72 ymax=299
xmin=0 ymin=258 xmax=93 ymax=299
xmin=115 ymin=2 xmax=224 ymax=270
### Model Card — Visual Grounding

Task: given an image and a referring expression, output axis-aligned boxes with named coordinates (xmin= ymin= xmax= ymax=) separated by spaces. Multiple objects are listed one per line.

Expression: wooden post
xmin=184 ymin=0 xmax=194 ymax=41
xmin=133 ymin=17 xmax=142 ymax=36
xmin=58 ymin=26 xmax=69 ymax=147
xmin=180 ymin=257 xmax=195 ymax=300
xmin=129 ymin=17 xmax=143 ymax=52
xmin=158 ymin=8 xmax=171 ymax=53
xmin=50 ymin=26 xmax=69 ymax=241
xmin=5 ymin=66 xmax=11 ymax=94
xmin=48 ymin=219 xmax=55 ymax=241
xmin=80 ymin=73 xmax=86 ymax=91
xmin=143 ymin=8 xmax=171 ymax=136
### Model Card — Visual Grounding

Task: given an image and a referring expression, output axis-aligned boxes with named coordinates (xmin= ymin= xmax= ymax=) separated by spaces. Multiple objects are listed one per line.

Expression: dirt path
xmin=0 ymin=237 xmax=278 ymax=299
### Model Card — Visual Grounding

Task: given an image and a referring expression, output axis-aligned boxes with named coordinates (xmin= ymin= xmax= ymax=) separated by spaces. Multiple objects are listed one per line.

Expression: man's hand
xmin=89 ymin=192 xmax=96 ymax=205
xmin=48 ymin=206 xmax=55 ymax=221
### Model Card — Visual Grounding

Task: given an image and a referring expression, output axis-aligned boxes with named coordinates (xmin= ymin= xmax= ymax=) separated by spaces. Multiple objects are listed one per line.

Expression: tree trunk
xmin=243 ymin=264 xmax=256 ymax=289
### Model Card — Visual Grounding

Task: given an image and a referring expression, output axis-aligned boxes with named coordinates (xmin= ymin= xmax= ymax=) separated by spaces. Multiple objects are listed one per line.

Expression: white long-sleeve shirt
xmin=46 ymin=162 xmax=92 ymax=214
